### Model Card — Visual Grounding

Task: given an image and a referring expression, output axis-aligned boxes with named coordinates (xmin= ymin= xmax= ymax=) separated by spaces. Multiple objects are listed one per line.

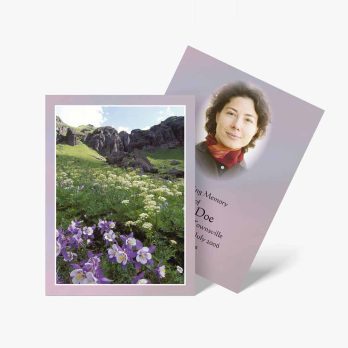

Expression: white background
xmin=1 ymin=0 xmax=347 ymax=347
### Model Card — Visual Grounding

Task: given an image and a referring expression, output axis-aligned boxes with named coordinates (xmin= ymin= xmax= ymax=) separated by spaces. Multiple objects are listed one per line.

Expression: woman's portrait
xmin=196 ymin=81 xmax=271 ymax=178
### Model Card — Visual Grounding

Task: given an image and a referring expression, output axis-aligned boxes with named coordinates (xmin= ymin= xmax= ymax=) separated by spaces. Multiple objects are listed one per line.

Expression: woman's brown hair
xmin=205 ymin=82 xmax=271 ymax=152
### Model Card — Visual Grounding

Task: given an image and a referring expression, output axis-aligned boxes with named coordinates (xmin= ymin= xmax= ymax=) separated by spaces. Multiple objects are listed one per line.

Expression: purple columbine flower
xmin=56 ymin=273 xmax=64 ymax=284
xmin=131 ymin=272 xmax=151 ymax=284
xmin=70 ymin=269 xmax=97 ymax=284
xmin=155 ymin=264 xmax=166 ymax=279
xmin=67 ymin=220 xmax=83 ymax=234
xmin=71 ymin=229 xmax=84 ymax=247
xmin=61 ymin=248 xmax=77 ymax=262
xmin=108 ymin=244 xmax=128 ymax=265
xmin=126 ymin=237 xmax=137 ymax=248
xmin=136 ymin=246 xmax=155 ymax=265
xmin=82 ymin=226 xmax=95 ymax=237
xmin=69 ymin=253 xmax=110 ymax=284
xmin=120 ymin=233 xmax=142 ymax=250
xmin=95 ymin=269 xmax=112 ymax=284
xmin=103 ymin=230 xmax=116 ymax=243
xmin=98 ymin=219 xmax=115 ymax=233
xmin=83 ymin=253 xmax=101 ymax=274
xmin=56 ymin=240 xmax=62 ymax=257
xmin=56 ymin=227 xmax=67 ymax=244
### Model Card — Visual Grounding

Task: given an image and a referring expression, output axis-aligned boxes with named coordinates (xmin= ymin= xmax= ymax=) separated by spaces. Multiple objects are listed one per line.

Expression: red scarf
xmin=205 ymin=134 xmax=244 ymax=169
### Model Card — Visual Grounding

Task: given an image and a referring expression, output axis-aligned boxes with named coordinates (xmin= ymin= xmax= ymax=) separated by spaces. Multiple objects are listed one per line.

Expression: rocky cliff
xmin=56 ymin=116 xmax=95 ymax=145
xmin=84 ymin=126 xmax=125 ymax=157
xmin=56 ymin=116 xmax=70 ymax=144
xmin=84 ymin=116 xmax=184 ymax=157
xmin=56 ymin=115 xmax=184 ymax=173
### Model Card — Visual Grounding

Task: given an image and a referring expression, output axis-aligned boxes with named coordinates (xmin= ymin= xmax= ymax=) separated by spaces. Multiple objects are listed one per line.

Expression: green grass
xmin=145 ymin=147 xmax=184 ymax=173
xmin=56 ymin=143 xmax=184 ymax=237
xmin=56 ymin=143 xmax=106 ymax=167
xmin=74 ymin=124 xmax=95 ymax=133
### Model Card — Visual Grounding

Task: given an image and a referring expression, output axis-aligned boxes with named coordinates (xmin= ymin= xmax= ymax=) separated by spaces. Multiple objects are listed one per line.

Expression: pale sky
xmin=55 ymin=105 xmax=185 ymax=132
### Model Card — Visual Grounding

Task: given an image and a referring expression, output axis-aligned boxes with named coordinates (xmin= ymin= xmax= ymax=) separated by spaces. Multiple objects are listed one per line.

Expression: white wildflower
xmin=142 ymin=222 xmax=153 ymax=230
xmin=177 ymin=266 xmax=183 ymax=274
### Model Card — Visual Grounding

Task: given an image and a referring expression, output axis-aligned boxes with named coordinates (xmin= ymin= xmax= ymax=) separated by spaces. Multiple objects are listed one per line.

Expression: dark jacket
xmin=196 ymin=142 xmax=246 ymax=178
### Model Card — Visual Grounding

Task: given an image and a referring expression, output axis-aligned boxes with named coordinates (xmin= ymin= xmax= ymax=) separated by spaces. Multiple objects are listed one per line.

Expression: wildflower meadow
xmin=56 ymin=143 xmax=185 ymax=284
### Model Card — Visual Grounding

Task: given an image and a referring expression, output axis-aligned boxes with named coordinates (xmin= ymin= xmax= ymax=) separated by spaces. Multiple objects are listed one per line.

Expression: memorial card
xmin=46 ymin=95 xmax=195 ymax=295
xmin=166 ymin=47 xmax=324 ymax=292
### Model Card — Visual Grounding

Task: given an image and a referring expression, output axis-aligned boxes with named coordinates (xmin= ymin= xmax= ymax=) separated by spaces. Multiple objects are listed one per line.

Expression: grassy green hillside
xmin=145 ymin=147 xmax=184 ymax=173
xmin=74 ymin=124 xmax=95 ymax=133
xmin=56 ymin=143 xmax=106 ymax=167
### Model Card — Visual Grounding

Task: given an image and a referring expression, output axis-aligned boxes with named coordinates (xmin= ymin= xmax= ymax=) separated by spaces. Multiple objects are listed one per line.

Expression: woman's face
xmin=215 ymin=96 xmax=259 ymax=150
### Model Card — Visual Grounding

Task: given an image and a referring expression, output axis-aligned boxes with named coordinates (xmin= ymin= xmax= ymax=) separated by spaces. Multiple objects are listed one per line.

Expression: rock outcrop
xmin=56 ymin=116 xmax=78 ymax=145
xmin=84 ymin=126 xmax=125 ymax=157
xmin=56 ymin=116 xmax=69 ymax=144
xmin=129 ymin=116 xmax=184 ymax=150
xmin=65 ymin=128 xmax=77 ymax=146
xmin=106 ymin=150 xmax=158 ymax=173
xmin=84 ymin=116 xmax=184 ymax=156
xmin=56 ymin=117 xmax=95 ymax=145
xmin=119 ymin=131 xmax=131 ymax=152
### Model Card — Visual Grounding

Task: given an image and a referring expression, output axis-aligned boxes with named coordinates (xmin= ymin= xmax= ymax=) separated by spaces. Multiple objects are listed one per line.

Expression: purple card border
xmin=46 ymin=95 xmax=195 ymax=296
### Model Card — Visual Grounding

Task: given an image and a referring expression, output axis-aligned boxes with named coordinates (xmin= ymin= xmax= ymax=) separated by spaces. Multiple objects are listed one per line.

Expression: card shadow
xmin=241 ymin=248 xmax=297 ymax=291
xmin=195 ymin=274 xmax=214 ymax=294
xmin=194 ymin=248 xmax=297 ymax=294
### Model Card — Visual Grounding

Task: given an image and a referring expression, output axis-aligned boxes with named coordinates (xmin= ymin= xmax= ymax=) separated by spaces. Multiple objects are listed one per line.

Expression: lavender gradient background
xmin=46 ymin=95 xmax=195 ymax=296
xmin=166 ymin=47 xmax=324 ymax=292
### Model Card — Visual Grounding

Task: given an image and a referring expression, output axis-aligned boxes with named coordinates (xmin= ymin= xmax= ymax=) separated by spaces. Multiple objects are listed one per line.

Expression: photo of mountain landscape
xmin=55 ymin=107 xmax=186 ymax=285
